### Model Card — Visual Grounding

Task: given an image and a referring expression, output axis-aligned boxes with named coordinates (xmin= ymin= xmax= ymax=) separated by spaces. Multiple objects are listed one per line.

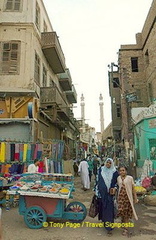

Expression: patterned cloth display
xmin=0 ymin=142 xmax=43 ymax=162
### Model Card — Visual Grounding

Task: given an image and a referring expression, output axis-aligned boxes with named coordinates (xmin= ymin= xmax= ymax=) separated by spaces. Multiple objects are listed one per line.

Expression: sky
xmin=43 ymin=0 xmax=153 ymax=132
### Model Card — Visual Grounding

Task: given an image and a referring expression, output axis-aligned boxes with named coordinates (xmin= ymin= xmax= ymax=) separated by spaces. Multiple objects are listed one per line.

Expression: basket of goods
xmin=30 ymin=186 xmax=38 ymax=192
xmin=10 ymin=186 xmax=20 ymax=191
xmin=52 ymin=183 xmax=61 ymax=190
xmin=59 ymin=188 xmax=70 ymax=195
xmin=39 ymin=186 xmax=48 ymax=193
xmin=134 ymin=186 xmax=147 ymax=194
xmin=49 ymin=187 xmax=59 ymax=194
xmin=20 ymin=185 xmax=29 ymax=191
xmin=62 ymin=184 xmax=71 ymax=189
xmin=16 ymin=182 xmax=24 ymax=187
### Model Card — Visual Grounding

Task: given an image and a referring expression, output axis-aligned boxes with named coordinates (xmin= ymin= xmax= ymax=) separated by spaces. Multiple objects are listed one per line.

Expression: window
xmin=131 ymin=57 xmax=138 ymax=72
xmin=0 ymin=41 xmax=20 ymax=74
xmin=49 ymin=77 xmax=55 ymax=87
xmin=136 ymin=89 xmax=141 ymax=100
xmin=43 ymin=21 xmax=48 ymax=32
xmin=35 ymin=2 xmax=40 ymax=30
xmin=34 ymin=52 xmax=40 ymax=85
xmin=116 ymin=104 xmax=121 ymax=118
xmin=145 ymin=50 xmax=149 ymax=65
xmin=5 ymin=0 xmax=22 ymax=11
xmin=42 ymin=65 xmax=47 ymax=87
xmin=113 ymin=77 xmax=120 ymax=88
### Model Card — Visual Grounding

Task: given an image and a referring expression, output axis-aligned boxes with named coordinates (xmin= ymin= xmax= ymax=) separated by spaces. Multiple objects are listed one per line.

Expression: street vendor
xmin=27 ymin=159 xmax=40 ymax=173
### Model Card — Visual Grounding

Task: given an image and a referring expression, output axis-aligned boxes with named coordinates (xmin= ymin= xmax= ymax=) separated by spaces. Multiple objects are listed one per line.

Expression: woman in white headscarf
xmin=95 ymin=158 xmax=118 ymax=236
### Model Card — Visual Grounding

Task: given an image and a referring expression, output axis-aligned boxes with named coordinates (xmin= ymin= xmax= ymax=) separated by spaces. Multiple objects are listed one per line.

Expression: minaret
xmin=80 ymin=94 xmax=85 ymax=132
xmin=99 ymin=93 xmax=104 ymax=133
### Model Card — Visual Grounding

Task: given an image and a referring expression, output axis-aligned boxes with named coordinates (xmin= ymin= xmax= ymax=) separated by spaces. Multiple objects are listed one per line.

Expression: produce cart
xmin=7 ymin=173 xmax=87 ymax=229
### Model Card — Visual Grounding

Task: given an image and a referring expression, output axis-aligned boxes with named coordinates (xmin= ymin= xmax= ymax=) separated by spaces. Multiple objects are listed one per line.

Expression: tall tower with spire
xmin=99 ymin=93 xmax=104 ymax=133
xmin=80 ymin=93 xmax=85 ymax=132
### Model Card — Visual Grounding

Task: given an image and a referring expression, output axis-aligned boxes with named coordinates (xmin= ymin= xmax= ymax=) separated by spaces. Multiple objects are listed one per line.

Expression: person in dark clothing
xmin=73 ymin=162 xmax=79 ymax=177
xmin=95 ymin=158 xmax=118 ymax=236
xmin=93 ymin=156 xmax=100 ymax=179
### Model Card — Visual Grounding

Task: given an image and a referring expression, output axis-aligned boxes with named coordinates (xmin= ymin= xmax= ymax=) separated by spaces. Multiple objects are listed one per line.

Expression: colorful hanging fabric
xmin=23 ymin=144 xmax=28 ymax=162
xmin=37 ymin=144 xmax=43 ymax=159
xmin=4 ymin=164 xmax=11 ymax=174
xmin=15 ymin=144 xmax=20 ymax=161
xmin=10 ymin=144 xmax=15 ymax=161
xmin=31 ymin=144 xmax=35 ymax=160
xmin=0 ymin=142 xmax=6 ymax=163
xmin=5 ymin=143 xmax=11 ymax=162
xmin=33 ymin=144 xmax=38 ymax=159
xmin=19 ymin=144 xmax=24 ymax=162
xmin=26 ymin=144 xmax=31 ymax=161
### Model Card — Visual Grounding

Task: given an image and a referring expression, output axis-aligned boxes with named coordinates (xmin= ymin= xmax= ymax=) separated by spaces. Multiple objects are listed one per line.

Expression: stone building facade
xmin=0 ymin=0 xmax=78 ymax=157
xmin=112 ymin=0 xmax=156 ymax=172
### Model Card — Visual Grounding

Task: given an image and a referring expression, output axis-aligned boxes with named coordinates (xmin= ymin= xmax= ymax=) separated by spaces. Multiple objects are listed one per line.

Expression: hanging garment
xmin=10 ymin=144 xmax=15 ymax=161
xmin=5 ymin=143 xmax=10 ymax=162
xmin=0 ymin=142 xmax=6 ymax=163
xmin=31 ymin=144 xmax=35 ymax=160
xmin=33 ymin=144 xmax=38 ymax=159
xmin=37 ymin=144 xmax=43 ymax=159
xmin=19 ymin=144 xmax=24 ymax=162
xmin=26 ymin=144 xmax=31 ymax=161
xmin=15 ymin=144 xmax=20 ymax=161
xmin=4 ymin=164 xmax=11 ymax=174
xmin=50 ymin=161 xmax=54 ymax=173
xmin=23 ymin=144 xmax=28 ymax=162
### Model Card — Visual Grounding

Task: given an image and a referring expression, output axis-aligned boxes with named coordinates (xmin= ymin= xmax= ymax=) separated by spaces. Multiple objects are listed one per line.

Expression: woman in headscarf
xmin=95 ymin=158 xmax=118 ymax=236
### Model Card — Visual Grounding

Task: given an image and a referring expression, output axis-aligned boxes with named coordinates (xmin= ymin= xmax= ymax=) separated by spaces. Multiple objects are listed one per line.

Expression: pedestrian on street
xmin=73 ymin=162 xmax=79 ymax=177
xmin=117 ymin=165 xmax=138 ymax=236
xmin=95 ymin=158 xmax=118 ymax=236
xmin=78 ymin=159 xmax=90 ymax=191
xmin=87 ymin=157 xmax=93 ymax=182
xmin=93 ymin=155 xmax=100 ymax=179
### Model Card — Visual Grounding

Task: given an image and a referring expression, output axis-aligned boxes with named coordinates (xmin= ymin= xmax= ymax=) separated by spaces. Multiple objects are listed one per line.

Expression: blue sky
xmin=43 ymin=0 xmax=153 ymax=132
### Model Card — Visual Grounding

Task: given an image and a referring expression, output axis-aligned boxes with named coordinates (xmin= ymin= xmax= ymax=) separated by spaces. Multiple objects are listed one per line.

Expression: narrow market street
xmin=2 ymin=176 xmax=156 ymax=240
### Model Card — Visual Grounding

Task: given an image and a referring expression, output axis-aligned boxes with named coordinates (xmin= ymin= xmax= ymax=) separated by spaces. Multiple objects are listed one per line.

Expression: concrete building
xmin=0 ymin=0 xmax=78 ymax=157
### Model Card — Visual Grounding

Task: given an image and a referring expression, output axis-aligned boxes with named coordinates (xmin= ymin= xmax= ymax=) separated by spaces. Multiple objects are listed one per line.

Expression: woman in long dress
xmin=117 ymin=166 xmax=138 ymax=236
xmin=95 ymin=158 xmax=118 ymax=236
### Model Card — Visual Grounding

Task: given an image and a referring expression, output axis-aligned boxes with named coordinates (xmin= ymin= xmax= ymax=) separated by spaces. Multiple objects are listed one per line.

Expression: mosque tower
xmin=99 ymin=93 xmax=104 ymax=133
xmin=80 ymin=93 xmax=85 ymax=132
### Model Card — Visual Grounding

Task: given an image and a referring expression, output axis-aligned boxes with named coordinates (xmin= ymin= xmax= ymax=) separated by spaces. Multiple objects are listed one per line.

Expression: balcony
xmin=41 ymin=32 xmax=66 ymax=74
xmin=57 ymin=69 xmax=72 ymax=91
xmin=65 ymin=85 xmax=77 ymax=104
xmin=40 ymin=86 xmax=70 ymax=121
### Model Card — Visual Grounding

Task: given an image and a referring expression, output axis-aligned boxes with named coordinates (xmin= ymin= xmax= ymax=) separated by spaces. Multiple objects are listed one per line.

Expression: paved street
xmin=2 ymin=176 xmax=156 ymax=240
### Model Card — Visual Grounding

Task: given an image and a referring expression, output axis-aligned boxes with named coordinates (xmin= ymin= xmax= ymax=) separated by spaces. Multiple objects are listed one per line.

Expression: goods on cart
xmin=134 ymin=186 xmax=147 ymax=194
xmin=142 ymin=177 xmax=152 ymax=189
xmin=59 ymin=188 xmax=70 ymax=195
xmin=7 ymin=173 xmax=87 ymax=229
xmin=48 ymin=187 xmax=59 ymax=193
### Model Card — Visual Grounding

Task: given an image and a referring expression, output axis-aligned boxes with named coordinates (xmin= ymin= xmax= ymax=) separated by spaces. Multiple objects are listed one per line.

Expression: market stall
xmin=7 ymin=173 xmax=87 ymax=229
